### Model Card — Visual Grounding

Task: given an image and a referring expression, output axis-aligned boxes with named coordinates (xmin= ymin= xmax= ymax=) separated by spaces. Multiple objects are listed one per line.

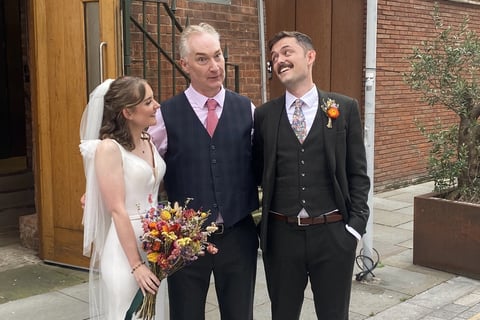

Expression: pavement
xmin=1 ymin=181 xmax=480 ymax=319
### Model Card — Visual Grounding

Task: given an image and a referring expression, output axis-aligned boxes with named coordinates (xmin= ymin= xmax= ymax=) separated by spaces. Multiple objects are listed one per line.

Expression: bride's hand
xmin=80 ymin=193 xmax=86 ymax=209
xmin=133 ymin=264 xmax=161 ymax=295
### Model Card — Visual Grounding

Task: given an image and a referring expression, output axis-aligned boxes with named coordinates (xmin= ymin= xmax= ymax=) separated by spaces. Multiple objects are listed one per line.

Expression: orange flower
xmin=152 ymin=241 xmax=161 ymax=251
xmin=322 ymin=98 xmax=340 ymax=128
xmin=327 ymin=107 xmax=340 ymax=119
xmin=162 ymin=224 xmax=170 ymax=233
xmin=149 ymin=221 xmax=157 ymax=230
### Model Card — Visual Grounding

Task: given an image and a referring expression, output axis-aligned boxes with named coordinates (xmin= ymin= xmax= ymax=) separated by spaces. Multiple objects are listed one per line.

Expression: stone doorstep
xmin=19 ymin=213 xmax=39 ymax=251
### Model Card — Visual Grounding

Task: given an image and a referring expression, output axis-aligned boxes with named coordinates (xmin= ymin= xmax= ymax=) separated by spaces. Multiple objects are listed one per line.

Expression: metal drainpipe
xmin=257 ymin=0 xmax=267 ymax=104
xmin=362 ymin=0 xmax=378 ymax=281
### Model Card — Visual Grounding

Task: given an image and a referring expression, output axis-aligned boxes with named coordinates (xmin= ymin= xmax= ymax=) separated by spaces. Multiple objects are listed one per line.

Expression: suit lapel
xmin=318 ymin=90 xmax=337 ymax=174
xmin=265 ymin=96 xmax=285 ymax=177
xmin=260 ymin=96 xmax=285 ymax=215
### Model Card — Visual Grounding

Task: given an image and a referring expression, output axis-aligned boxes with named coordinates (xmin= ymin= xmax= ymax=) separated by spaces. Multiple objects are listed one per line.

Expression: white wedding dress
xmin=81 ymin=139 xmax=167 ymax=320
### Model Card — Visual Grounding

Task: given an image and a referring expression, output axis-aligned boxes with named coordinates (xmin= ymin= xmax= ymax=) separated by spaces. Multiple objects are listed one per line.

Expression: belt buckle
xmin=297 ymin=216 xmax=309 ymax=226
xmin=215 ymin=223 xmax=224 ymax=234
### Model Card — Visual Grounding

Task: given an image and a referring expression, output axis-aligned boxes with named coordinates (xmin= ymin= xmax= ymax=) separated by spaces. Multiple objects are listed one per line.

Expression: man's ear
xmin=307 ymin=49 xmax=316 ymax=65
xmin=180 ymin=58 xmax=190 ymax=74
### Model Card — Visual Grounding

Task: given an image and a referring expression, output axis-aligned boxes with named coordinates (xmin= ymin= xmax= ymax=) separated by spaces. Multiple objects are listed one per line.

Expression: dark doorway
xmin=0 ymin=1 xmax=26 ymax=161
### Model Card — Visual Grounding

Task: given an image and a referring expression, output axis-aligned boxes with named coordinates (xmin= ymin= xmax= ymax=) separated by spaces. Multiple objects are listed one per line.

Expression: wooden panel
xmin=50 ymin=227 xmax=91 ymax=268
xmin=265 ymin=0 xmax=296 ymax=99
xmin=297 ymin=0 xmax=332 ymax=91
xmin=331 ymin=0 xmax=365 ymax=103
xmin=48 ymin=1 xmax=86 ymax=231
xmin=265 ymin=0 xmax=365 ymax=104
xmin=30 ymin=0 xmax=120 ymax=268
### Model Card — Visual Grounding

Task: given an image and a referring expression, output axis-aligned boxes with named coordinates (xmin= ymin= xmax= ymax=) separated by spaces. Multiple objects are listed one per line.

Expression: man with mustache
xmin=149 ymin=23 xmax=259 ymax=320
xmin=253 ymin=30 xmax=370 ymax=320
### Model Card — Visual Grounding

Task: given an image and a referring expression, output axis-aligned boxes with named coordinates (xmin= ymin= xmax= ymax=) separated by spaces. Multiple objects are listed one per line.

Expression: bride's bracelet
xmin=131 ymin=261 xmax=145 ymax=274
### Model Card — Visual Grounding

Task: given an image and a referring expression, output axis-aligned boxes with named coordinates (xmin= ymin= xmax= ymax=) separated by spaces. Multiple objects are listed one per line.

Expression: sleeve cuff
xmin=345 ymin=224 xmax=361 ymax=241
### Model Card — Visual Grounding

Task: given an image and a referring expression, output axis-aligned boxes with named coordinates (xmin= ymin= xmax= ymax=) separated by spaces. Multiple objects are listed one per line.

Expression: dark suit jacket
xmin=252 ymin=89 xmax=370 ymax=251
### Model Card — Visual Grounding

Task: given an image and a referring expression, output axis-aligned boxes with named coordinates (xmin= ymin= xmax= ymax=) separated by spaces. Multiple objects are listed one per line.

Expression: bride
xmin=80 ymin=76 xmax=167 ymax=319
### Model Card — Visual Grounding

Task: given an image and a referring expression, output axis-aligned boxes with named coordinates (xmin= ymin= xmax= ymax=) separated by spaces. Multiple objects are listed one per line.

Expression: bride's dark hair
xmin=100 ymin=76 xmax=149 ymax=151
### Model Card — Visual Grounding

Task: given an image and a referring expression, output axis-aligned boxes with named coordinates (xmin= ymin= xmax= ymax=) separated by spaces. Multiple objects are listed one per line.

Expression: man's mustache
xmin=277 ymin=62 xmax=294 ymax=74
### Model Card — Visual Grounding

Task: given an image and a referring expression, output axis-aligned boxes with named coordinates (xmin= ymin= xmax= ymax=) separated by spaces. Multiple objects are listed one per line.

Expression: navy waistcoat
xmin=161 ymin=91 xmax=259 ymax=227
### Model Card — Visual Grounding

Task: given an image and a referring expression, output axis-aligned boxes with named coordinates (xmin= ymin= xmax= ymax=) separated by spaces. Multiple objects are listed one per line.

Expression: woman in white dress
xmin=80 ymin=76 xmax=167 ymax=319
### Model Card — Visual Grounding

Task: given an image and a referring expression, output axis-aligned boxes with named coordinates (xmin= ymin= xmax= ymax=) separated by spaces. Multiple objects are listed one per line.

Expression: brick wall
xmin=128 ymin=0 xmax=263 ymax=105
xmin=374 ymin=0 xmax=480 ymax=190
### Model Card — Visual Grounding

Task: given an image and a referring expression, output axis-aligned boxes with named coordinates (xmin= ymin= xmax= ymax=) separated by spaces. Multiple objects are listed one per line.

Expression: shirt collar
xmin=185 ymin=85 xmax=225 ymax=109
xmin=286 ymin=85 xmax=318 ymax=109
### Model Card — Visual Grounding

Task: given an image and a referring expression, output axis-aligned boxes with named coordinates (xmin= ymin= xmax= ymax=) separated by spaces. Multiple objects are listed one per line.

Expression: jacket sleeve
xmin=343 ymin=97 xmax=370 ymax=235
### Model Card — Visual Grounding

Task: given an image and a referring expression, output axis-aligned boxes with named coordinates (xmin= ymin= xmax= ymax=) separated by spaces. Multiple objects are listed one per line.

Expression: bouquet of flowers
xmin=126 ymin=197 xmax=218 ymax=320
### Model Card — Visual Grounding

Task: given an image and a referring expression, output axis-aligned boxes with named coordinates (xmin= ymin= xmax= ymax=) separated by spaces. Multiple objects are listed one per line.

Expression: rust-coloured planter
xmin=413 ymin=192 xmax=480 ymax=280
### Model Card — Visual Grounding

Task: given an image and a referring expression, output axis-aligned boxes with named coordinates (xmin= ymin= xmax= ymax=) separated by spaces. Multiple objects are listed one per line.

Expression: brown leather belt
xmin=270 ymin=211 xmax=343 ymax=226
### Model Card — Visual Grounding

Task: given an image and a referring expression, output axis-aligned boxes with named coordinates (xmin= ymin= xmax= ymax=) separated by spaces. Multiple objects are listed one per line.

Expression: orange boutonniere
xmin=321 ymin=98 xmax=340 ymax=128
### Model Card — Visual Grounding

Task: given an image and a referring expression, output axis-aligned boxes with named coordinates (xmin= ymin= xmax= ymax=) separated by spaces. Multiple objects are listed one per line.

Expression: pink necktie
xmin=206 ymin=99 xmax=219 ymax=137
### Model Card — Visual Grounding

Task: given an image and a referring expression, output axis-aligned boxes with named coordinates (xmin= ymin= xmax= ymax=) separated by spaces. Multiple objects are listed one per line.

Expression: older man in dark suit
xmin=253 ymin=30 xmax=370 ymax=320
xmin=150 ymin=23 xmax=259 ymax=320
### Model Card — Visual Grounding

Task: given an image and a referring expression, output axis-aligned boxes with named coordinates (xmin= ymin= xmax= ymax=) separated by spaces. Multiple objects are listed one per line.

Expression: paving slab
xmin=351 ymin=279 xmax=409 ymax=317
xmin=0 ymin=286 xmax=90 ymax=320
xmin=409 ymin=278 xmax=480 ymax=310
xmin=0 ymin=263 xmax=88 ymax=304
xmin=368 ymin=301 xmax=433 ymax=319
xmin=373 ymin=208 xmax=413 ymax=227
xmin=373 ymin=223 xmax=413 ymax=245
xmin=374 ymin=197 xmax=412 ymax=211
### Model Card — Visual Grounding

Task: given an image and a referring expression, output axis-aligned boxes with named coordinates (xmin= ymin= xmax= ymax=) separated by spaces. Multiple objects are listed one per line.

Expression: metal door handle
xmin=99 ymin=41 xmax=107 ymax=82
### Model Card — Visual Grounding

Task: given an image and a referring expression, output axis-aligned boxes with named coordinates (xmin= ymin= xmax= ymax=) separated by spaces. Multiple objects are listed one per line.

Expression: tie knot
xmin=206 ymin=99 xmax=218 ymax=111
xmin=294 ymin=99 xmax=304 ymax=109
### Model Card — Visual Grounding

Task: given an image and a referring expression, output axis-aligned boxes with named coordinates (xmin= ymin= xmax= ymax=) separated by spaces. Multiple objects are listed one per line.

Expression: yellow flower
xmin=162 ymin=231 xmax=178 ymax=241
xmin=173 ymin=202 xmax=180 ymax=212
xmin=160 ymin=210 xmax=171 ymax=220
xmin=147 ymin=252 xmax=159 ymax=263
xmin=177 ymin=237 xmax=192 ymax=247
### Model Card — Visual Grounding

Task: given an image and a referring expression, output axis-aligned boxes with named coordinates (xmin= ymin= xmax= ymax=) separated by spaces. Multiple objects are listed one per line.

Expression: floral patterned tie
xmin=291 ymin=99 xmax=306 ymax=143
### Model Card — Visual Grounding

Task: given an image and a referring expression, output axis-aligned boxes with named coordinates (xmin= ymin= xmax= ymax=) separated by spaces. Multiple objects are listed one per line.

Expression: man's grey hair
xmin=179 ymin=23 xmax=221 ymax=59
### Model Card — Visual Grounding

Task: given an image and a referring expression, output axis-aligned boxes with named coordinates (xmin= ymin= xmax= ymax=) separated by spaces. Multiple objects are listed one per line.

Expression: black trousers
xmin=263 ymin=217 xmax=357 ymax=320
xmin=167 ymin=215 xmax=259 ymax=320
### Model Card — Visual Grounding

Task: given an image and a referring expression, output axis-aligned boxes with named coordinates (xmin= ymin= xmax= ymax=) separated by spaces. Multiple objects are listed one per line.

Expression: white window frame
xmin=448 ymin=0 xmax=480 ymax=5
xmin=189 ymin=0 xmax=231 ymax=4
